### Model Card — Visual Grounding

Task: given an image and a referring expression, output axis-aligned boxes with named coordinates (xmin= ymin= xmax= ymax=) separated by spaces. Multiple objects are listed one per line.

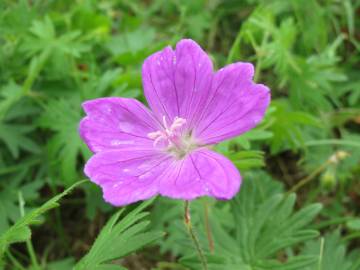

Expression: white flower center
xmin=147 ymin=116 xmax=197 ymax=158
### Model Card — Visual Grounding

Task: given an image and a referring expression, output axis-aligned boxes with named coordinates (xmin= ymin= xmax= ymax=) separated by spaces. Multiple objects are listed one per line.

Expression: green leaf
xmin=228 ymin=150 xmax=265 ymax=170
xmin=0 ymin=179 xmax=86 ymax=260
xmin=107 ymin=27 xmax=157 ymax=65
xmin=229 ymin=173 xmax=322 ymax=269
xmin=0 ymin=177 xmax=43 ymax=233
xmin=92 ymin=265 xmax=127 ymax=270
xmin=0 ymin=122 xmax=40 ymax=158
xmin=257 ymin=255 xmax=318 ymax=270
xmin=0 ymin=81 xmax=23 ymax=120
xmin=267 ymin=100 xmax=322 ymax=153
xmin=22 ymin=16 xmax=89 ymax=59
xmin=302 ymin=231 xmax=360 ymax=270
xmin=346 ymin=218 xmax=360 ymax=231
xmin=75 ymin=199 xmax=163 ymax=270
xmin=37 ymin=98 xmax=86 ymax=185
xmin=46 ymin=257 xmax=75 ymax=270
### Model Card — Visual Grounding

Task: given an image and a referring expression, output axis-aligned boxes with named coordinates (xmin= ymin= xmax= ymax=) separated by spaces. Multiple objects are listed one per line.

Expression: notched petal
xmin=194 ymin=62 xmax=270 ymax=144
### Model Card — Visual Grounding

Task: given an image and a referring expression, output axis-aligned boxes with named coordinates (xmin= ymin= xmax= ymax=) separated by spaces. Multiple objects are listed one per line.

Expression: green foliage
xmin=0 ymin=176 xmax=42 ymax=233
xmin=75 ymin=199 xmax=162 ymax=270
xmin=37 ymin=98 xmax=87 ymax=184
xmin=266 ymin=100 xmax=322 ymax=154
xmin=0 ymin=180 xmax=86 ymax=261
xmin=151 ymin=173 xmax=324 ymax=270
xmin=303 ymin=232 xmax=360 ymax=270
xmin=227 ymin=175 xmax=321 ymax=269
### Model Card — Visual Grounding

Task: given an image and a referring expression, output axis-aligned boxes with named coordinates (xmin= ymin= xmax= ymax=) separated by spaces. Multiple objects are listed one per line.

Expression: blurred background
xmin=0 ymin=0 xmax=359 ymax=269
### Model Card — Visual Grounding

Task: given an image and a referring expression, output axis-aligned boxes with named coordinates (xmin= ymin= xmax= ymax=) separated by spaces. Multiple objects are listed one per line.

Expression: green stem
xmin=227 ymin=27 xmax=243 ymax=64
xmin=318 ymin=237 xmax=324 ymax=270
xmin=184 ymin=201 xmax=208 ymax=270
xmin=18 ymin=192 xmax=40 ymax=270
xmin=5 ymin=250 xmax=26 ymax=270
xmin=48 ymin=178 xmax=71 ymax=253
xmin=26 ymin=240 xmax=40 ymax=270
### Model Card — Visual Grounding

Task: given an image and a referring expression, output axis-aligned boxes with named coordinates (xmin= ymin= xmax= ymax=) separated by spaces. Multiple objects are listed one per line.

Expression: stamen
xmin=170 ymin=117 xmax=186 ymax=131
xmin=147 ymin=116 xmax=187 ymax=148
xmin=147 ymin=131 xmax=163 ymax=140
xmin=162 ymin=116 xmax=169 ymax=130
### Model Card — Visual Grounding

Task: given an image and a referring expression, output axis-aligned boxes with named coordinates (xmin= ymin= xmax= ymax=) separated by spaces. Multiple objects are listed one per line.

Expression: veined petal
xmin=79 ymin=97 xmax=160 ymax=153
xmin=194 ymin=63 xmax=270 ymax=144
xmin=84 ymin=149 xmax=172 ymax=206
xmin=159 ymin=148 xmax=241 ymax=200
xmin=142 ymin=39 xmax=213 ymax=129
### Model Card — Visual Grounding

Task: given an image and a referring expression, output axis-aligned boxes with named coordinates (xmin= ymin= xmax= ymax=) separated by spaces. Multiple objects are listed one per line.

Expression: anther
xmin=148 ymin=116 xmax=187 ymax=148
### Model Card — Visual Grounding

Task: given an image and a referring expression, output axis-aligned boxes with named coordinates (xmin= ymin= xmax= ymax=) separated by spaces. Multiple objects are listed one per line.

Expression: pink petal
xmin=194 ymin=63 xmax=270 ymax=144
xmin=79 ymin=97 xmax=161 ymax=153
xmin=84 ymin=149 xmax=172 ymax=206
xmin=159 ymin=148 xmax=241 ymax=200
xmin=142 ymin=39 xmax=213 ymax=129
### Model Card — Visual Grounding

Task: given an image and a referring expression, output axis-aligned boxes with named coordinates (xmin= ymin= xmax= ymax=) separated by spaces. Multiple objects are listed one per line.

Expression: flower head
xmin=79 ymin=39 xmax=270 ymax=206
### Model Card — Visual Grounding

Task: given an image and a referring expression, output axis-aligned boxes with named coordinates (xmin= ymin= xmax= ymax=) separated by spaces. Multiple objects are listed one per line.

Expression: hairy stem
xmin=184 ymin=201 xmax=208 ymax=270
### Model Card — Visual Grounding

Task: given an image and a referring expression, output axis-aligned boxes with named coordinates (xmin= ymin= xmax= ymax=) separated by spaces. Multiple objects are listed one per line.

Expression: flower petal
xmin=194 ymin=63 xmax=270 ymax=144
xmin=84 ymin=149 xmax=171 ymax=206
xmin=159 ymin=148 xmax=241 ymax=200
xmin=142 ymin=39 xmax=213 ymax=129
xmin=79 ymin=97 xmax=161 ymax=153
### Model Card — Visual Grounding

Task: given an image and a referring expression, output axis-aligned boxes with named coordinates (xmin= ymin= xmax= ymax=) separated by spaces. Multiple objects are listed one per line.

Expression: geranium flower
xmin=79 ymin=39 xmax=270 ymax=206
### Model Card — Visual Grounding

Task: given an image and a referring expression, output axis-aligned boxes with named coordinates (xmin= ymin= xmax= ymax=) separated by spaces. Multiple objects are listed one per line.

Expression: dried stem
xmin=287 ymin=151 xmax=349 ymax=195
xmin=287 ymin=162 xmax=329 ymax=195
xmin=184 ymin=201 xmax=208 ymax=270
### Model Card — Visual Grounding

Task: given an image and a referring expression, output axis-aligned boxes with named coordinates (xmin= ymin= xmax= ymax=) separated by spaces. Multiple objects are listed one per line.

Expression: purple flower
xmin=79 ymin=39 xmax=270 ymax=206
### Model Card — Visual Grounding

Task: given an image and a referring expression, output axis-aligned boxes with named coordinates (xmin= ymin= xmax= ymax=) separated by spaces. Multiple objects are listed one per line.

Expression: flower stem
xmin=203 ymin=200 xmax=214 ymax=253
xmin=184 ymin=201 xmax=208 ymax=270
